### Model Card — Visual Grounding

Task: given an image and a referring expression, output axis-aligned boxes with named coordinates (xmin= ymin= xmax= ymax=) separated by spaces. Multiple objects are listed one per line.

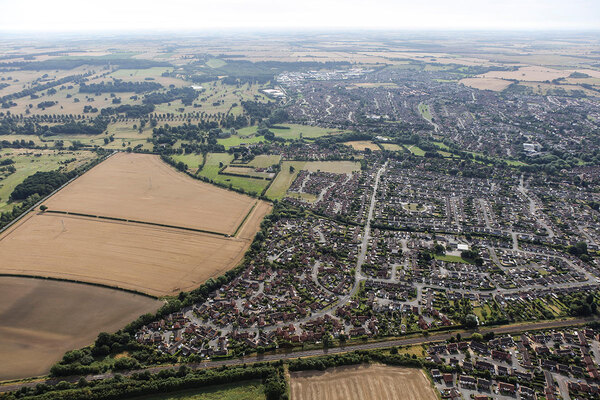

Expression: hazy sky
xmin=0 ymin=0 xmax=598 ymax=32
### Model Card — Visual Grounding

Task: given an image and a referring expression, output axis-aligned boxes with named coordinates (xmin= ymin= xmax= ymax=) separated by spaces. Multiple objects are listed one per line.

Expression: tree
xmin=40 ymin=205 xmax=48 ymax=212
xmin=464 ymin=314 xmax=478 ymax=328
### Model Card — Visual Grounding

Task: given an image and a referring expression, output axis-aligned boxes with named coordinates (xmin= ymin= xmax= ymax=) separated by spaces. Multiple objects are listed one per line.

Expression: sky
xmin=0 ymin=0 xmax=598 ymax=32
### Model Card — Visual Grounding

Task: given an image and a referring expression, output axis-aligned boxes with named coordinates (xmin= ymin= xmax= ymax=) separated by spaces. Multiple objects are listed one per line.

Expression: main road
xmin=1 ymin=317 xmax=595 ymax=393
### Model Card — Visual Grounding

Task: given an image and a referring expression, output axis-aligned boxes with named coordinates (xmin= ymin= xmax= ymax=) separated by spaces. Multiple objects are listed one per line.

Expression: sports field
xmin=44 ymin=152 xmax=256 ymax=236
xmin=289 ymin=364 xmax=437 ymax=400
xmin=0 ymin=276 xmax=161 ymax=380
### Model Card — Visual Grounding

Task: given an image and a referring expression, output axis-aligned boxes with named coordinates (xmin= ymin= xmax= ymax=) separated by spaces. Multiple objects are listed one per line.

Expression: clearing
xmin=137 ymin=381 xmax=265 ymax=400
xmin=289 ymin=364 xmax=437 ymax=400
xmin=0 ymin=276 xmax=161 ymax=380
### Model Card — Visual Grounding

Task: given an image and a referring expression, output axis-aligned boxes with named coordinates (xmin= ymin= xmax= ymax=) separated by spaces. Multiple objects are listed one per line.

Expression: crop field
xmin=482 ymin=65 xmax=570 ymax=82
xmin=289 ymin=364 xmax=437 ymax=400
xmin=0 ymin=149 xmax=96 ymax=213
xmin=44 ymin=152 xmax=256 ymax=235
xmin=459 ymin=77 xmax=512 ymax=91
xmin=0 ymin=276 xmax=161 ymax=380
xmin=265 ymin=160 xmax=360 ymax=199
xmin=343 ymin=140 xmax=380 ymax=151
xmin=137 ymin=381 xmax=265 ymax=400
xmin=0 ymin=209 xmax=269 ymax=296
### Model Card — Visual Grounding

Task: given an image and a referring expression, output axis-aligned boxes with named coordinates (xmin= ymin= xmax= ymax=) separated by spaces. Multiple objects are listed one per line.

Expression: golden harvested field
xmin=343 ymin=141 xmax=381 ymax=151
xmin=0 ymin=276 xmax=161 ymax=380
xmin=459 ymin=77 xmax=512 ymax=91
xmin=45 ymin=152 xmax=257 ymax=236
xmin=289 ymin=364 xmax=437 ymax=400
xmin=0 ymin=210 xmax=269 ymax=297
xmin=482 ymin=65 xmax=570 ymax=82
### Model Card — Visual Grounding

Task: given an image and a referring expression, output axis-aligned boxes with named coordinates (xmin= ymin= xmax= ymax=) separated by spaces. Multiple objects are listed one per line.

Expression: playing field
xmin=44 ymin=152 xmax=256 ymax=236
xmin=289 ymin=364 xmax=437 ymax=400
xmin=0 ymin=206 xmax=269 ymax=297
xmin=0 ymin=276 xmax=161 ymax=380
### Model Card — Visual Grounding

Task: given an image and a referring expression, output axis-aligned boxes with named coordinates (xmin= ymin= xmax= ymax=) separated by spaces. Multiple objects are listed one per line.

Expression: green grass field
xmin=418 ymin=103 xmax=432 ymax=122
xmin=136 ymin=381 xmax=265 ymax=400
xmin=172 ymin=153 xmax=204 ymax=172
xmin=404 ymin=145 xmax=425 ymax=156
xmin=265 ymin=160 xmax=360 ymax=200
xmin=217 ymin=134 xmax=267 ymax=150
xmin=381 ymin=143 xmax=402 ymax=151
xmin=0 ymin=149 xmax=95 ymax=213
xmin=246 ymin=155 xmax=281 ymax=168
xmin=198 ymin=153 xmax=269 ymax=195
xmin=434 ymin=254 xmax=472 ymax=264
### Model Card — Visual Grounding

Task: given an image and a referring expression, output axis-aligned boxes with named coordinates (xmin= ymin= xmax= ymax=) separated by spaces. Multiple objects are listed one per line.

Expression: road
xmin=1 ymin=317 xmax=594 ymax=393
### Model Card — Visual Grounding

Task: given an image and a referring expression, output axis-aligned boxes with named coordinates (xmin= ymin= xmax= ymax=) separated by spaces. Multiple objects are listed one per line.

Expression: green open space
xmin=135 ymin=381 xmax=265 ymax=400
xmin=0 ymin=149 xmax=95 ymax=213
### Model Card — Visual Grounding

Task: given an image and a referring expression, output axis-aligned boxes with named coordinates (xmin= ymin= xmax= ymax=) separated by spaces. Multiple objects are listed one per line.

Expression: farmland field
xmin=0 ymin=276 xmax=161 ymax=380
xmin=343 ymin=140 xmax=380 ymax=151
xmin=0 ymin=210 xmax=269 ymax=296
xmin=459 ymin=77 xmax=512 ymax=91
xmin=44 ymin=152 xmax=256 ymax=235
xmin=137 ymin=381 xmax=265 ymax=400
xmin=289 ymin=364 xmax=437 ymax=400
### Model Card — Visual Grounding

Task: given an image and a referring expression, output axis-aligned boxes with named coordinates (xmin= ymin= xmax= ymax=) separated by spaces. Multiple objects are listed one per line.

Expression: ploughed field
xmin=0 ymin=277 xmax=161 ymax=380
xmin=44 ymin=152 xmax=256 ymax=236
xmin=289 ymin=364 xmax=437 ymax=400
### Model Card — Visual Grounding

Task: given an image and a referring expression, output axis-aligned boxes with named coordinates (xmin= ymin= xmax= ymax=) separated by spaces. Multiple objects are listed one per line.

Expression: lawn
xmin=135 ymin=381 xmax=265 ymax=400
xmin=434 ymin=254 xmax=472 ymax=264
